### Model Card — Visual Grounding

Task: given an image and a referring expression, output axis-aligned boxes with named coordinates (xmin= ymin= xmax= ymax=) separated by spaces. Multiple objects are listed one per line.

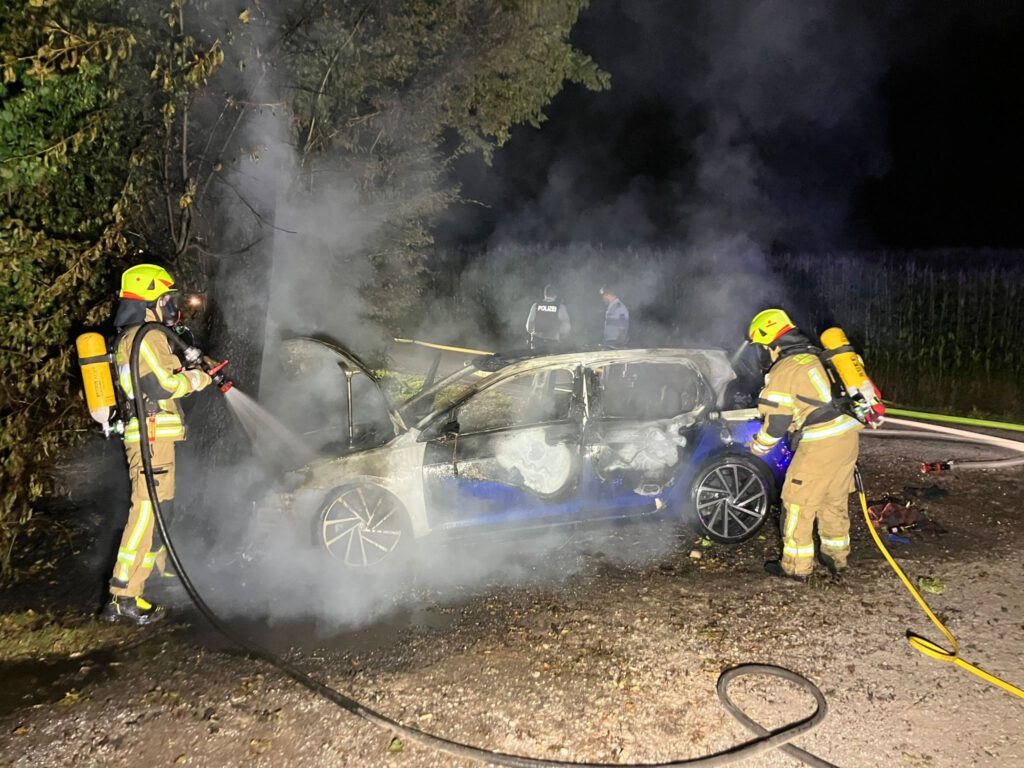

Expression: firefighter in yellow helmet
xmin=747 ymin=309 xmax=862 ymax=583
xmin=100 ymin=264 xmax=212 ymax=624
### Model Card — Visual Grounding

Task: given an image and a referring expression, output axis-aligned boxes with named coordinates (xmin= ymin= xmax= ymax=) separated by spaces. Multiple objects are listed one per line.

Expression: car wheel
xmin=690 ymin=455 xmax=773 ymax=544
xmin=317 ymin=483 xmax=410 ymax=567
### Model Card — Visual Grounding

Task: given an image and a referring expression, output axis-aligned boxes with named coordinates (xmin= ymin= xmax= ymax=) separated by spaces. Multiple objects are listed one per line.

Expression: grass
xmin=0 ymin=609 xmax=139 ymax=663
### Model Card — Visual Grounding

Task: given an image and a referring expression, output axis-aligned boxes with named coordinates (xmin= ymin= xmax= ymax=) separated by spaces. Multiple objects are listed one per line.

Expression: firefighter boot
xmin=99 ymin=595 xmax=165 ymax=626
xmin=817 ymin=550 xmax=846 ymax=580
xmin=764 ymin=560 xmax=808 ymax=584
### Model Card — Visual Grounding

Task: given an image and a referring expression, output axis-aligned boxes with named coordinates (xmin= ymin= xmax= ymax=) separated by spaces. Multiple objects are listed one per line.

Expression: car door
xmin=581 ymin=360 xmax=712 ymax=515
xmin=421 ymin=366 xmax=587 ymax=532
xmin=262 ymin=336 xmax=406 ymax=457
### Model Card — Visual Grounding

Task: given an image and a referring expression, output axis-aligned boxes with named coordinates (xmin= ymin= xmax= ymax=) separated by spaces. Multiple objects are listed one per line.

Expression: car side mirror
xmin=442 ymin=419 xmax=460 ymax=438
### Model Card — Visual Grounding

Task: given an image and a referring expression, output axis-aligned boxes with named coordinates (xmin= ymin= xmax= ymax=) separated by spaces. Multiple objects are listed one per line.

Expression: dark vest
xmin=533 ymin=301 xmax=561 ymax=339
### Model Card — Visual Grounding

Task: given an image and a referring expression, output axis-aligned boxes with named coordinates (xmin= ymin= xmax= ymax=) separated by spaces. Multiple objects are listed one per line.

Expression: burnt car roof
xmin=277 ymin=337 xmax=737 ymax=443
xmin=409 ymin=347 xmax=737 ymax=430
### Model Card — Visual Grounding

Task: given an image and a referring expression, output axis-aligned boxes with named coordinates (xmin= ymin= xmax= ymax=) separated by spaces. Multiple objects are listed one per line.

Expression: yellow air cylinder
xmin=76 ymin=332 xmax=116 ymax=424
xmin=820 ymin=327 xmax=870 ymax=397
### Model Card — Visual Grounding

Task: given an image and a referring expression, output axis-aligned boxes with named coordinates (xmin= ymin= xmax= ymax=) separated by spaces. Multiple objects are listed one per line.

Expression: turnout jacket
xmin=115 ymin=316 xmax=209 ymax=444
xmin=751 ymin=351 xmax=861 ymax=454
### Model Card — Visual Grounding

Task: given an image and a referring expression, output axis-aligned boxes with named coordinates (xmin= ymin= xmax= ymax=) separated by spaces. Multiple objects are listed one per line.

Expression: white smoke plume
xmin=171 ymin=0 xmax=891 ymax=632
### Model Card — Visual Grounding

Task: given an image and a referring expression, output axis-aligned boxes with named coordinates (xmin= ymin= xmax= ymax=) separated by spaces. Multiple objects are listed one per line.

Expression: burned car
xmin=270 ymin=340 xmax=793 ymax=568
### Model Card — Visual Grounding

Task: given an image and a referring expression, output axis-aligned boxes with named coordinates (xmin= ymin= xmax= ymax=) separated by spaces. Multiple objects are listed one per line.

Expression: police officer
xmin=100 ymin=264 xmax=212 ymax=624
xmin=746 ymin=308 xmax=862 ymax=583
xmin=600 ymin=285 xmax=629 ymax=347
xmin=525 ymin=284 xmax=571 ymax=348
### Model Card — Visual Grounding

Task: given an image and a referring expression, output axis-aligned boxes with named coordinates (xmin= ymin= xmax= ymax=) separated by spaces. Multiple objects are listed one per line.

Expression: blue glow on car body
xmin=433 ymin=416 xmax=792 ymax=531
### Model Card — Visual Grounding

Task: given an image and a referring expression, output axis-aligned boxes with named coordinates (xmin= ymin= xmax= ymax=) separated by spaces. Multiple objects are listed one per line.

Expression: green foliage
xmin=284 ymin=0 xmax=607 ymax=328
xmin=0 ymin=0 xmax=140 ymax=582
xmin=0 ymin=3 xmax=136 ymax=232
xmin=0 ymin=0 xmax=604 ymax=581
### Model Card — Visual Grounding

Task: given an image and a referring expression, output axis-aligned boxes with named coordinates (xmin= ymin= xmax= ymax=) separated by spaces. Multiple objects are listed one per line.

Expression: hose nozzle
xmin=202 ymin=356 xmax=233 ymax=394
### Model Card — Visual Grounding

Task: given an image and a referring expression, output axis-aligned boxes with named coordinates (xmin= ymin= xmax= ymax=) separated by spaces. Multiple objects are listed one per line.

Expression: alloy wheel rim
xmin=321 ymin=486 xmax=403 ymax=567
xmin=694 ymin=463 xmax=768 ymax=540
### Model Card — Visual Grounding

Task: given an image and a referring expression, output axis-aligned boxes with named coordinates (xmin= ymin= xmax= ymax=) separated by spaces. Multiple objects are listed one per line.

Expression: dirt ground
xmin=1 ymin=435 xmax=1022 ymax=767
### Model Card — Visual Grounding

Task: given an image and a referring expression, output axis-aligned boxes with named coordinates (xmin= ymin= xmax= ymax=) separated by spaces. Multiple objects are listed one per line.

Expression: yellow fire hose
xmin=855 ymin=467 xmax=1024 ymax=699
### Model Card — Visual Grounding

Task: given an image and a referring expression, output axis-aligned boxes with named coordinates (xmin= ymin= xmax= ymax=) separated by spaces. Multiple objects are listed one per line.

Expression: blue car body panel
xmin=429 ymin=418 xmax=793 ymax=534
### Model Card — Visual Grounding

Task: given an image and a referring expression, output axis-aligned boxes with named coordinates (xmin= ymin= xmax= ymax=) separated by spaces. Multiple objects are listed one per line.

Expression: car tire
xmin=690 ymin=454 xmax=775 ymax=544
xmin=317 ymin=483 xmax=411 ymax=568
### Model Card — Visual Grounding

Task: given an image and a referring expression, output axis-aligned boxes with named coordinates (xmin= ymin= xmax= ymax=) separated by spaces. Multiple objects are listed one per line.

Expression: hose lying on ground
xmin=130 ymin=322 xmax=836 ymax=767
xmin=856 ymin=417 xmax=1024 ymax=699
xmin=865 ymin=424 xmax=1024 ymax=471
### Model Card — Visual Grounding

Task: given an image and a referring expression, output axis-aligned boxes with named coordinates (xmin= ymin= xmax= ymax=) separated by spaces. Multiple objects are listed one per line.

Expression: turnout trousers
xmin=779 ymin=431 xmax=860 ymax=577
xmin=109 ymin=437 xmax=176 ymax=598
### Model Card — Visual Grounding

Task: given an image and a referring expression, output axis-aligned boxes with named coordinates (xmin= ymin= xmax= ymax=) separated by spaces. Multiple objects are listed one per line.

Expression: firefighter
xmin=100 ymin=264 xmax=212 ymax=624
xmin=746 ymin=308 xmax=862 ymax=583
xmin=525 ymin=284 xmax=571 ymax=348
xmin=599 ymin=285 xmax=630 ymax=347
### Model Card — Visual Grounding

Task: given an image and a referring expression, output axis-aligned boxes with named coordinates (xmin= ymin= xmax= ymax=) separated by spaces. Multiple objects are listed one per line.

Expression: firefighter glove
xmin=747 ymin=439 xmax=771 ymax=456
xmin=183 ymin=369 xmax=213 ymax=392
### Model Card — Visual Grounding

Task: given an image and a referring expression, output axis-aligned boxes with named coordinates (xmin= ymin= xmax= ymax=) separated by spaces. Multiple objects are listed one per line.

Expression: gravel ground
xmin=1 ymin=436 xmax=1022 ymax=767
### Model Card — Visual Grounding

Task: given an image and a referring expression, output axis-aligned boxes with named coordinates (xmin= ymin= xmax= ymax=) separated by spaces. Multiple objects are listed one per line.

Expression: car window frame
xmin=585 ymin=359 xmax=713 ymax=422
xmin=423 ymin=365 xmax=581 ymax=439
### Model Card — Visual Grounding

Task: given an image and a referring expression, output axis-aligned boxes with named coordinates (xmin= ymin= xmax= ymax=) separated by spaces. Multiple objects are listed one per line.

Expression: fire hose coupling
xmin=183 ymin=345 xmax=203 ymax=365
xmin=921 ymin=460 xmax=954 ymax=474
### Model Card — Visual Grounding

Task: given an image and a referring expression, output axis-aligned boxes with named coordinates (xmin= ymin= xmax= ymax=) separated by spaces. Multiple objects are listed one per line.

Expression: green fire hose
xmin=884 ymin=406 xmax=1024 ymax=433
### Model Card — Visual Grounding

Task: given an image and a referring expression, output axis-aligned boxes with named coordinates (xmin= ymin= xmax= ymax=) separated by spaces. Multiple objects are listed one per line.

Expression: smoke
xmin=179 ymin=467 xmax=683 ymax=633
xmin=161 ymin=2 xmax=685 ymax=634
xmin=170 ymin=1 xmax=890 ymax=633
xmin=448 ymin=0 xmax=891 ymax=345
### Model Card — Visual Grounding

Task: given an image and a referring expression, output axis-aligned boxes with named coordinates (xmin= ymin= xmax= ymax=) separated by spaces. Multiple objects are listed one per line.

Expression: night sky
xmin=443 ymin=1 xmax=1024 ymax=251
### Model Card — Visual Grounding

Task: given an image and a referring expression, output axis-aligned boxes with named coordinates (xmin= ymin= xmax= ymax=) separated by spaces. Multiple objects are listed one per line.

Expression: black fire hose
xmin=129 ymin=322 xmax=835 ymax=767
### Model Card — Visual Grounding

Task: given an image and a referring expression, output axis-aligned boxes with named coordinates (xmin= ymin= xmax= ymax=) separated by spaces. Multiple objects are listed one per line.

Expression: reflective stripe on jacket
xmin=116 ymin=323 xmax=198 ymax=443
xmin=752 ymin=352 xmax=861 ymax=450
xmin=123 ymin=412 xmax=186 ymax=443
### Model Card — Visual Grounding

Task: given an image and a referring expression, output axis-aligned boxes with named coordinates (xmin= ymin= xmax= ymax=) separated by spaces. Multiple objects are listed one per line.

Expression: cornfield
xmin=432 ymin=246 xmax=1024 ymax=421
xmin=776 ymin=251 xmax=1024 ymax=420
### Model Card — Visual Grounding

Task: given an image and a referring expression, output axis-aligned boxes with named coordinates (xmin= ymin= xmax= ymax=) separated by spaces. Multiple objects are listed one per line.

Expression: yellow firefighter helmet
xmin=119 ymin=264 xmax=176 ymax=302
xmin=748 ymin=308 xmax=796 ymax=345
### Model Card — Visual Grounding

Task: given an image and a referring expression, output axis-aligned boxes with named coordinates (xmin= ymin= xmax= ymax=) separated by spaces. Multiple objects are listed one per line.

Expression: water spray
xmin=125 ymin=321 xmax=840 ymax=766
xmin=727 ymin=339 xmax=749 ymax=368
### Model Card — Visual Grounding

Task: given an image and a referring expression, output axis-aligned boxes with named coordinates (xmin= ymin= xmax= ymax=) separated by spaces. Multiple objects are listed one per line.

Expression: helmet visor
xmin=158 ymin=292 xmax=181 ymax=325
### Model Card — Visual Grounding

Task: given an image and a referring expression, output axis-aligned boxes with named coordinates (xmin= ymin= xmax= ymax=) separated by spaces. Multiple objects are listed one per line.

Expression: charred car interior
xmin=263 ymin=340 xmax=792 ymax=568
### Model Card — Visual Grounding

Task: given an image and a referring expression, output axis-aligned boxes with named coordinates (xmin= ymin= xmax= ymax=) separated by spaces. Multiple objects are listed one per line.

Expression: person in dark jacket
xmin=525 ymin=284 xmax=571 ymax=348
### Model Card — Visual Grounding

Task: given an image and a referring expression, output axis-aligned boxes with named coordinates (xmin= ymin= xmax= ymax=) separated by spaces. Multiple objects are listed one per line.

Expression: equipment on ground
xmin=852 ymin=453 xmax=1023 ymax=699
xmin=819 ymin=326 xmax=885 ymax=427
